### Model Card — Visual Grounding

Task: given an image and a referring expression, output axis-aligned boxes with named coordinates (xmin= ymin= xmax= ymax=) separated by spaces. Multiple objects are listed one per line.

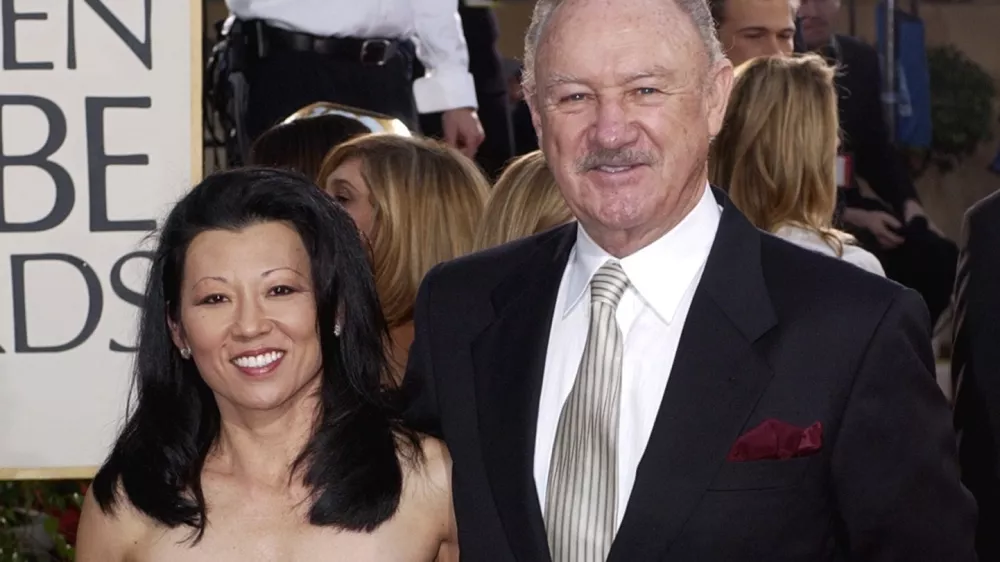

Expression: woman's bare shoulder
xmin=76 ymin=481 xmax=152 ymax=562
xmin=419 ymin=435 xmax=452 ymax=488
xmin=397 ymin=434 xmax=452 ymax=505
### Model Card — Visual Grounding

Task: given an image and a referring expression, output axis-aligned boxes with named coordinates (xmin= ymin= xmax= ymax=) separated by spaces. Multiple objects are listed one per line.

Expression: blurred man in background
xmin=798 ymin=0 xmax=957 ymax=328
xmin=710 ymin=0 xmax=798 ymax=66
xmin=419 ymin=0 xmax=514 ymax=177
xmin=952 ymin=190 xmax=1000 ymax=562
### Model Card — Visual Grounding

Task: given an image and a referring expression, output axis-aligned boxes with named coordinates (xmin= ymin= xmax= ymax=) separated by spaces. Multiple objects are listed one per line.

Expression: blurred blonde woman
xmin=319 ymin=134 xmax=489 ymax=379
xmin=709 ymin=54 xmax=884 ymax=276
xmin=475 ymin=150 xmax=574 ymax=250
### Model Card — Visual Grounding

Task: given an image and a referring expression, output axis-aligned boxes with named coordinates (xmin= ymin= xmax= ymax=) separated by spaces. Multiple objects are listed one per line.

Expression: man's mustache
xmin=576 ymin=148 xmax=655 ymax=172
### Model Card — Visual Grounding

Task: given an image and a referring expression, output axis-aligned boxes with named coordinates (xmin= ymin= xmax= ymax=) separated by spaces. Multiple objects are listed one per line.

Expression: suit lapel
xmin=609 ymin=190 xmax=779 ymax=561
xmin=472 ymin=225 xmax=576 ymax=562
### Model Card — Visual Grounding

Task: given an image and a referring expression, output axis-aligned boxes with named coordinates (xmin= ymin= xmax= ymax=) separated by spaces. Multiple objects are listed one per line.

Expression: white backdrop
xmin=0 ymin=0 xmax=200 ymax=477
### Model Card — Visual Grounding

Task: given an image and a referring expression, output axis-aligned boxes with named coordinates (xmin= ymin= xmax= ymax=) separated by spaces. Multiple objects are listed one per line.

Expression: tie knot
xmin=590 ymin=261 xmax=630 ymax=309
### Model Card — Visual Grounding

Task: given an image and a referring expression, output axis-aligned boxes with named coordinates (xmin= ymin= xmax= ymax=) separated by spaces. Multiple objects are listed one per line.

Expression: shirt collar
xmin=563 ymin=184 xmax=721 ymax=323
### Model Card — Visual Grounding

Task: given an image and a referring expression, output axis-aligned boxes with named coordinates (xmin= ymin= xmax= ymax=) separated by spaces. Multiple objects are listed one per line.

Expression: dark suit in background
xmin=832 ymin=34 xmax=917 ymax=214
xmin=419 ymin=0 xmax=514 ymax=177
xmin=953 ymin=189 xmax=1000 ymax=562
xmin=830 ymin=34 xmax=958 ymax=327
xmin=404 ymin=189 xmax=976 ymax=561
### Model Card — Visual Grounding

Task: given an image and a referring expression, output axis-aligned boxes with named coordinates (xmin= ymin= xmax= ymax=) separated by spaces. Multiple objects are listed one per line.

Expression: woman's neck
xmin=210 ymin=377 xmax=321 ymax=487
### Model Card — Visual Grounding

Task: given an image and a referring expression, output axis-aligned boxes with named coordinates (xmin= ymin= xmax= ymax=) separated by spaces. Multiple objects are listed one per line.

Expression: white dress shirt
xmin=774 ymin=225 xmax=885 ymax=277
xmin=534 ymin=185 xmax=721 ymax=530
xmin=226 ymin=0 xmax=478 ymax=113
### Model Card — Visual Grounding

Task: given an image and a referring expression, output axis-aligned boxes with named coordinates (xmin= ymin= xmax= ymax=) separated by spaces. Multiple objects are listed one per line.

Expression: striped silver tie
xmin=544 ymin=260 xmax=630 ymax=562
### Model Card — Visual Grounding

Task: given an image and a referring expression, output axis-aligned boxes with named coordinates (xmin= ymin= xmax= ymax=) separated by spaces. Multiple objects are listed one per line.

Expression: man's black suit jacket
xmin=404 ymin=189 xmax=975 ymax=561
xmin=833 ymin=34 xmax=920 ymax=214
xmin=953 ymin=190 xmax=1000 ymax=561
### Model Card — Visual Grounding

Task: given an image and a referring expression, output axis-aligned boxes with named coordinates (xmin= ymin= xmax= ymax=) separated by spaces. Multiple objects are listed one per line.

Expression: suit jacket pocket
xmin=707 ymin=456 xmax=812 ymax=491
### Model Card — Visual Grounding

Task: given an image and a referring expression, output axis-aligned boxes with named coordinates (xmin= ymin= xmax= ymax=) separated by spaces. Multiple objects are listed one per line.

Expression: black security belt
xmin=245 ymin=20 xmax=402 ymax=66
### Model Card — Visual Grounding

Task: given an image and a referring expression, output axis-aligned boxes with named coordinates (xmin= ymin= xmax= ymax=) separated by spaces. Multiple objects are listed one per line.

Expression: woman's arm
xmin=75 ymin=485 xmax=143 ymax=562
xmin=422 ymin=437 xmax=458 ymax=562
xmin=435 ymin=491 xmax=459 ymax=562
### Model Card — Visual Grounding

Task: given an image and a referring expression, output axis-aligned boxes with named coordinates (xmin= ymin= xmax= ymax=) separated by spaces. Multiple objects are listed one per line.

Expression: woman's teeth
xmin=233 ymin=351 xmax=284 ymax=368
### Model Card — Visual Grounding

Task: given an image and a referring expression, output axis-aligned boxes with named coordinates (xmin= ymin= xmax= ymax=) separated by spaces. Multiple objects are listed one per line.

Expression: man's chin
xmin=585 ymin=207 xmax=649 ymax=236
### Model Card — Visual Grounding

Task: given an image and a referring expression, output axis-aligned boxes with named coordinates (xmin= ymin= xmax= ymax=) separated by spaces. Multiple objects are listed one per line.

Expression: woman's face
xmin=325 ymin=158 xmax=376 ymax=239
xmin=170 ymin=221 xmax=323 ymax=414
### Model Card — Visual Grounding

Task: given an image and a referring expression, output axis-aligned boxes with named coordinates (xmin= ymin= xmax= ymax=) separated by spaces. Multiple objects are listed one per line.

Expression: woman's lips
xmin=231 ymin=350 xmax=285 ymax=377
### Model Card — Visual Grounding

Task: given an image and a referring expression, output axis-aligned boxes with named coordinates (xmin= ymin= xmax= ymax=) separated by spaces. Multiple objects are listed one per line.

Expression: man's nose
xmin=592 ymin=98 xmax=638 ymax=149
xmin=762 ymin=36 xmax=786 ymax=56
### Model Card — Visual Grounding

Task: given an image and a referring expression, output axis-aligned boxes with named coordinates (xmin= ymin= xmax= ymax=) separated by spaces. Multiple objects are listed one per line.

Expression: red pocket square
xmin=726 ymin=419 xmax=823 ymax=462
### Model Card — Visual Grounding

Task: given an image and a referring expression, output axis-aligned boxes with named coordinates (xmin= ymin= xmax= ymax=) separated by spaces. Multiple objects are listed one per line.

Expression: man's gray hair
xmin=522 ymin=0 xmax=725 ymax=96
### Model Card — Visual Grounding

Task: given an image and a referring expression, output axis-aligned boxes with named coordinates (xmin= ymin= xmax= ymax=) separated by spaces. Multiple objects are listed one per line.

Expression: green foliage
xmin=0 ymin=481 xmax=84 ymax=562
xmin=925 ymin=44 xmax=997 ymax=172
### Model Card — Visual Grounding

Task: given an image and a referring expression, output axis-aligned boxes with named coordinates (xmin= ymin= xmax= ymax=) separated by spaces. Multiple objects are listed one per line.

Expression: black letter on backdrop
xmin=69 ymin=0 xmax=153 ymax=70
xmin=109 ymin=250 xmax=152 ymax=352
xmin=2 ymin=0 xmax=54 ymax=70
xmin=11 ymin=254 xmax=104 ymax=353
xmin=86 ymin=97 xmax=155 ymax=232
xmin=67 ymin=0 xmax=76 ymax=69
xmin=0 ymin=96 xmax=74 ymax=232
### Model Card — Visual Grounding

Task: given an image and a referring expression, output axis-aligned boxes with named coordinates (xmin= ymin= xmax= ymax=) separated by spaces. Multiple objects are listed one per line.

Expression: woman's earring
xmin=180 ymin=347 xmax=192 ymax=359
xmin=333 ymin=323 xmax=342 ymax=337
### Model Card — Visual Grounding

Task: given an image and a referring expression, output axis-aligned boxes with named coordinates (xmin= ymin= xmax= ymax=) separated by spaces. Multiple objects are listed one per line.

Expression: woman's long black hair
xmin=91 ymin=168 xmax=418 ymax=541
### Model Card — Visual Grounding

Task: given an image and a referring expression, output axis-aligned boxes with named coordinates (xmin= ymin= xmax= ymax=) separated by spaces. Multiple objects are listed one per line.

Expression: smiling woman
xmin=74 ymin=168 xmax=458 ymax=562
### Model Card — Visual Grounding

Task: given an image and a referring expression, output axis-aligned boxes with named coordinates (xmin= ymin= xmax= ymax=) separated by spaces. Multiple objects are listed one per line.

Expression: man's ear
xmin=706 ymin=58 xmax=735 ymax=138
xmin=525 ymin=92 xmax=545 ymax=146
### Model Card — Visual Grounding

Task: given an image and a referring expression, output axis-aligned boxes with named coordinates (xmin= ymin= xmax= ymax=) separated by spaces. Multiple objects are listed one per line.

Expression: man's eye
xmin=636 ymin=87 xmax=660 ymax=95
xmin=560 ymin=93 xmax=588 ymax=103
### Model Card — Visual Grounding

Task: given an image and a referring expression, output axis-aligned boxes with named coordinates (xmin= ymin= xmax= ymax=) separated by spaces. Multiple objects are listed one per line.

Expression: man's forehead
xmin=538 ymin=0 xmax=703 ymax=64
xmin=545 ymin=0 xmax=686 ymax=38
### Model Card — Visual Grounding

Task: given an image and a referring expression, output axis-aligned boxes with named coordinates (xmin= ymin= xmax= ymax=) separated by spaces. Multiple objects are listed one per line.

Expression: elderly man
xmin=404 ymin=0 xmax=976 ymax=559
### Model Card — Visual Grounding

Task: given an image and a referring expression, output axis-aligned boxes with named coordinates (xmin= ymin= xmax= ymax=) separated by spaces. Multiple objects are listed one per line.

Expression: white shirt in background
xmin=774 ymin=225 xmax=886 ymax=277
xmin=533 ymin=184 xmax=721 ymax=530
xmin=225 ymin=0 xmax=477 ymax=114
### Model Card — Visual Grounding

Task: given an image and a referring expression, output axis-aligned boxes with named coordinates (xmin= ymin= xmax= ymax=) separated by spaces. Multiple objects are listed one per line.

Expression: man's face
xmin=717 ymin=0 xmax=796 ymax=67
xmin=527 ymin=0 xmax=732 ymax=253
xmin=797 ymin=0 xmax=840 ymax=49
